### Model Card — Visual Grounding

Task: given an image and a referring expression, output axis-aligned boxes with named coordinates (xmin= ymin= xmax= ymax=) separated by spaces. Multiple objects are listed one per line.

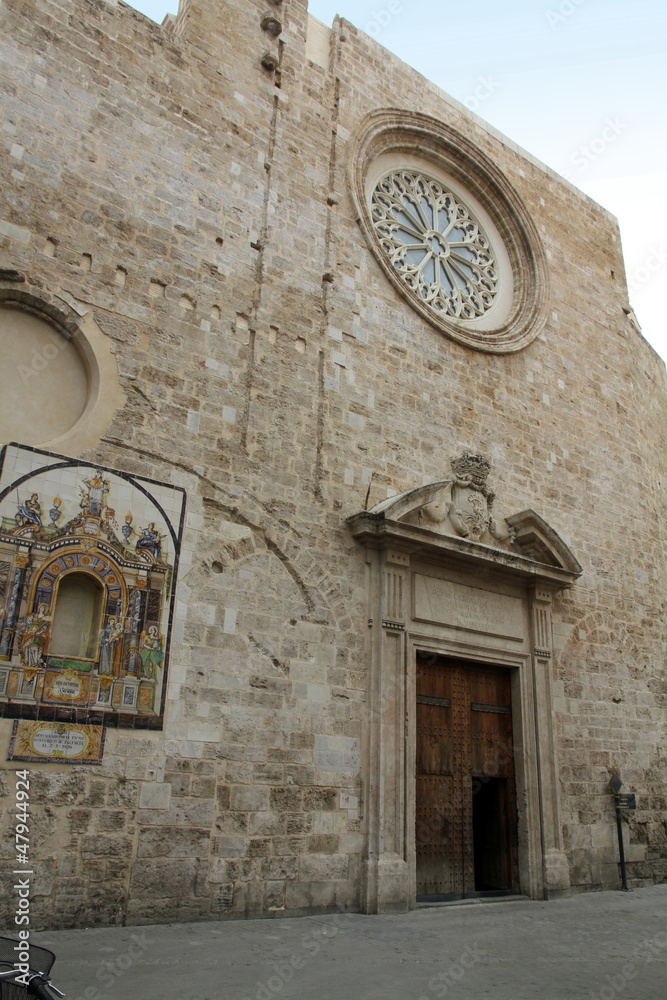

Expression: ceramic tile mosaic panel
xmin=0 ymin=443 xmax=186 ymax=727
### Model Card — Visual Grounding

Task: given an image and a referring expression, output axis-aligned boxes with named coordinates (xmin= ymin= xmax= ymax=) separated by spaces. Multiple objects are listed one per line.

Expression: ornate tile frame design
xmin=0 ymin=443 xmax=186 ymax=729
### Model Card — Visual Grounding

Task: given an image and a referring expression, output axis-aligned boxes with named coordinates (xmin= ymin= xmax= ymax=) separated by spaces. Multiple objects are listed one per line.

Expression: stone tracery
xmin=371 ymin=170 xmax=499 ymax=320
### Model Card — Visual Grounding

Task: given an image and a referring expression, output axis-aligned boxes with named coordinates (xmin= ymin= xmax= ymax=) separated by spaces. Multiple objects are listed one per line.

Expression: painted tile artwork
xmin=0 ymin=444 xmax=185 ymax=726
xmin=9 ymin=720 xmax=106 ymax=763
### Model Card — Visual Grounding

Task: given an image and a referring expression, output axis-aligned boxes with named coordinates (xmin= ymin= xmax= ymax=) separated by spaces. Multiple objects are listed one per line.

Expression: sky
xmin=129 ymin=0 xmax=666 ymax=364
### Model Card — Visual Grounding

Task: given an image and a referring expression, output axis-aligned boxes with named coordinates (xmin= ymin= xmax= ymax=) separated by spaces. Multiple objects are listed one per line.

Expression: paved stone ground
xmin=28 ymin=885 xmax=667 ymax=1000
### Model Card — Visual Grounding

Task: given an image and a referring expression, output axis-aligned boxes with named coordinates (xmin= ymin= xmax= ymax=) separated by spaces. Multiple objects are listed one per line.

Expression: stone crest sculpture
xmin=415 ymin=453 xmax=515 ymax=547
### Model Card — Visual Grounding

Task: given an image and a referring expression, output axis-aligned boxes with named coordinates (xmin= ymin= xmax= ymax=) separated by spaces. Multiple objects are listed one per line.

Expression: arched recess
xmin=27 ymin=550 xmax=128 ymax=670
xmin=49 ymin=571 xmax=106 ymax=660
xmin=0 ymin=285 xmax=125 ymax=454
xmin=347 ymin=482 xmax=582 ymax=912
xmin=30 ymin=550 xmax=127 ymax=620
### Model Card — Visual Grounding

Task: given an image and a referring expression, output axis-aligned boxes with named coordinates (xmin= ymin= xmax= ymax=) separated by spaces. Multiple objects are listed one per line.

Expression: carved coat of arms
xmin=417 ymin=453 xmax=514 ymax=547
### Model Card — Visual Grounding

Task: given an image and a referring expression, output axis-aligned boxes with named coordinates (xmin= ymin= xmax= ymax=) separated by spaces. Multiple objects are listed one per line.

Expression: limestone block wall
xmin=0 ymin=0 xmax=665 ymax=929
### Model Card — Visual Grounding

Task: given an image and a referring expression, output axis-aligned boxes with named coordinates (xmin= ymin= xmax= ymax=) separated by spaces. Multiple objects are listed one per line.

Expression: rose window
xmin=371 ymin=170 xmax=499 ymax=320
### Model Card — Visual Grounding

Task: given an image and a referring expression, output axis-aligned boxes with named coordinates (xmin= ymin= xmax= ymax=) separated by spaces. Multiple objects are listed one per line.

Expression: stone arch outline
xmin=556 ymin=609 xmax=654 ymax=689
xmin=30 ymin=549 xmax=128 ymax=619
xmin=200 ymin=492 xmax=348 ymax=630
xmin=0 ymin=284 xmax=125 ymax=455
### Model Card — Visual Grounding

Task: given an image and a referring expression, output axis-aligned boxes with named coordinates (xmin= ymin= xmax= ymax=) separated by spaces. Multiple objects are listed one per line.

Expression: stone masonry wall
xmin=0 ymin=0 xmax=666 ymax=928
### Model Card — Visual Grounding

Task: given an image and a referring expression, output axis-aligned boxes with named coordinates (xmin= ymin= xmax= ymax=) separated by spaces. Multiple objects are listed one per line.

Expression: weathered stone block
xmin=137 ymin=827 xmax=210 ymax=858
xmin=67 ymin=809 xmax=93 ymax=834
xmin=129 ymin=859 xmax=202 ymax=899
xmin=265 ymin=881 xmax=286 ymax=911
xmin=308 ymin=835 xmax=339 ymax=854
xmin=248 ymin=812 xmax=285 ymax=836
xmin=248 ymin=838 xmax=272 ymax=857
xmin=286 ymin=814 xmax=313 ymax=835
xmin=231 ymin=785 xmax=269 ymax=812
xmin=191 ymin=776 xmax=216 ymax=798
xmin=80 ymin=836 xmax=134 ymax=859
xmin=270 ymin=786 xmax=303 ymax=812
xmin=303 ymin=787 xmax=338 ymax=812
xmin=96 ymin=810 xmax=127 ymax=833
xmin=210 ymin=884 xmax=235 ymax=914
xmin=215 ymin=812 xmax=248 ymax=836
xmin=139 ymin=782 xmax=172 ymax=810
xmin=261 ymin=857 xmax=298 ymax=881
xmin=299 ymin=854 xmax=350 ymax=881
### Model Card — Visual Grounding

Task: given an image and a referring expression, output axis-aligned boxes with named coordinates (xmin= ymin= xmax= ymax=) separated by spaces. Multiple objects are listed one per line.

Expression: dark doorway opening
xmin=472 ymin=776 xmax=511 ymax=891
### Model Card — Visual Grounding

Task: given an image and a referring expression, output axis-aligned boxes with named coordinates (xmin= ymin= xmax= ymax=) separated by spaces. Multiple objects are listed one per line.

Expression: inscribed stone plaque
xmin=414 ymin=575 xmax=524 ymax=640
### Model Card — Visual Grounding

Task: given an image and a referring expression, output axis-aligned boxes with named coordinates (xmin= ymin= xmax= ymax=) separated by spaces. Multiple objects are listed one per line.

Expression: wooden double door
xmin=416 ymin=654 xmax=519 ymax=899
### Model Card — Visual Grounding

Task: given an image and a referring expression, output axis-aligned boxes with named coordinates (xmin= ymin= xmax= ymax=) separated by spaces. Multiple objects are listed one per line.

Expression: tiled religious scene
xmin=0 ymin=445 xmax=184 ymax=724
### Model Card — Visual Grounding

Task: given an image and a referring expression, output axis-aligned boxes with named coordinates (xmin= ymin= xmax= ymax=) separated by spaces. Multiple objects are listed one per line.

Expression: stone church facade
xmin=0 ymin=0 xmax=666 ymax=929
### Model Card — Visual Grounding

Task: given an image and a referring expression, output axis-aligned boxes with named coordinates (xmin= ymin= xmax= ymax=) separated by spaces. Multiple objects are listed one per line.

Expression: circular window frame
xmin=348 ymin=110 xmax=551 ymax=354
xmin=0 ymin=286 xmax=125 ymax=454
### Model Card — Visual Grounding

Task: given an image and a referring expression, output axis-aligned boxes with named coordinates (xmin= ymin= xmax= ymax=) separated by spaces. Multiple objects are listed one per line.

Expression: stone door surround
xmin=348 ymin=481 xmax=582 ymax=912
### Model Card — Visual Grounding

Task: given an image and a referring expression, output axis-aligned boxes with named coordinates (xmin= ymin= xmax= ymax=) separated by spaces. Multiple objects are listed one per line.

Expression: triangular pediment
xmin=347 ymin=480 xmax=582 ymax=590
xmin=505 ymin=509 xmax=582 ymax=574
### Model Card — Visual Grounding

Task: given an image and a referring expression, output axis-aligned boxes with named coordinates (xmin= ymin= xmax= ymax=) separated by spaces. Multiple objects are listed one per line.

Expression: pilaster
xmin=362 ymin=548 xmax=411 ymax=913
xmin=529 ymin=586 xmax=571 ymax=895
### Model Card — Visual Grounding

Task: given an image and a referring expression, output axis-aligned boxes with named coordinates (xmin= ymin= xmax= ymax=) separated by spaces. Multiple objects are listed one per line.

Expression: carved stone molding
xmin=0 ymin=288 xmax=125 ymax=455
xmin=350 ymin=463 xmax=582 ymax=590
xmin=349 ymin=470 xmax=581 ymax=911
xmin=348 ymin=109 xmax=551 ymax=353
xmin=528 ymin=584 xmax=570 ymax=893
xmin=348 ymin=506 xmax=581 ymax=591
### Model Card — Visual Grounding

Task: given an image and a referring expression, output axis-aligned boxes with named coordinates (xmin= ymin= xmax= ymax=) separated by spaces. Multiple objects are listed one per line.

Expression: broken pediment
xmin=348 ymin=455 xmax=583 ymax=590
xmin=398 ymin=454 xmax=516 ymax=550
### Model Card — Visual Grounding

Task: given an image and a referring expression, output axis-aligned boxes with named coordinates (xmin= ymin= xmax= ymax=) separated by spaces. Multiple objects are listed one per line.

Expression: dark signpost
xmin=608 ymin=776 xmax=636 ymax=891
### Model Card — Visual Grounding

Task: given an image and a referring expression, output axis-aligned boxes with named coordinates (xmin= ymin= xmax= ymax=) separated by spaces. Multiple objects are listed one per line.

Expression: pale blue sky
xmin=127 ymin=0 xmax=666 ymax=361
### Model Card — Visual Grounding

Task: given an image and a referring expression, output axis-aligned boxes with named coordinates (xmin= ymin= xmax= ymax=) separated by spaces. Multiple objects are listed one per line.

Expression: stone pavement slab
xmin=27 ymin=885 xmax=667 ymax=1000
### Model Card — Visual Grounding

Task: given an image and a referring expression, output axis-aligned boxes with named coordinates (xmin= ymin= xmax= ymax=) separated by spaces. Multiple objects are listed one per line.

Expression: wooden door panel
xmin=416 ymin=720 xmax=455 ymax=775
xmin=471 ymin=708 xmax=513 ymax=777
xmin=415 ymin=774 xmax=461 ymax=895
xmin=416 ymin=656 xmax=519 ymax=899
